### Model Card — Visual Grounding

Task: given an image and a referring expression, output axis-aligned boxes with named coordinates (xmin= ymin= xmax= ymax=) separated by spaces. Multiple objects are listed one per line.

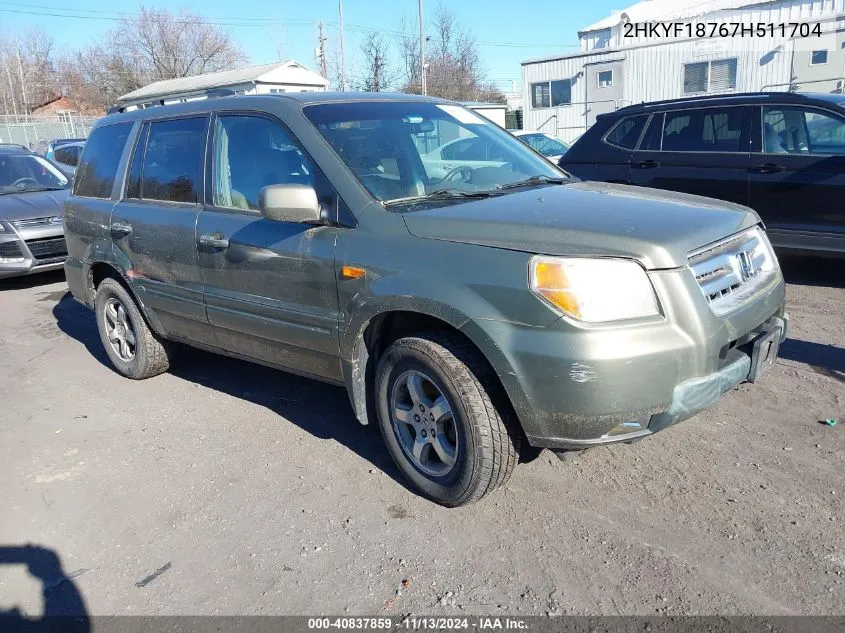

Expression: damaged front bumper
xmin=527 ymin=314 xmax=789 ymax=450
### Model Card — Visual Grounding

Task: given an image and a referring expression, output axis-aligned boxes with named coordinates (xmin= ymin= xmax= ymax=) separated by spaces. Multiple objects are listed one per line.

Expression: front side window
xmin=605 ymin=115 xmax=649 ymax=150
xmin=139 ymin=117 xmax=206 ymax=204
xmin=763 ymin=106 xmax=845 ymax=155
xmin=212 ymin=115 xmax=314 ymax=211
xmin=520 ymin=133 xmax=569 ymax=157
xmin=304 ymin=102 xmax=563 ymax=203
xmin=662 ymin=107 xmax=744 ymax=152
xmin=683 ymin=58 xmax=737 ymax=94
xmin=74 ymin=122 xmax=132 ymax=198
xmin=0 ymin=154 xmax=69 ymax=194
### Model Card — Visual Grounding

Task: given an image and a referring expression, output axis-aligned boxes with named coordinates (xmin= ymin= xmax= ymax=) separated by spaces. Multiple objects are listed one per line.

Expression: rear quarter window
xmin=74 ymin=123 xmax=132 ymax=198
xmin=604 ymin=115 xmax=649 ymax=150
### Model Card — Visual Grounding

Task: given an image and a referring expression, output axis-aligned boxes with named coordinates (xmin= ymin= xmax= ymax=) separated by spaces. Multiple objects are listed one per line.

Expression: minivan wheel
xmin=375 ymin=333 xmax=518 ymax=507
xmin=94 ymin=278 xmax=170 ymax=379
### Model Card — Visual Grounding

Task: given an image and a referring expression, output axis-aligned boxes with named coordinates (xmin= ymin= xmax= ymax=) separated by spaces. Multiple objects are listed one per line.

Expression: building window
xmin=56 ymin=110 xmax=73 ymax=124
xmin=530 ymin=79 xmax=572 ymax=109
xmin=683 ymin=58 xmax=737 ymax=94
xmin=597 ymin=70 xmax=613 ymax=88
xmin=810 ymin=50 xmax=828 ymax=65
xmin=269 ymin=88 xmax=286 ymax=94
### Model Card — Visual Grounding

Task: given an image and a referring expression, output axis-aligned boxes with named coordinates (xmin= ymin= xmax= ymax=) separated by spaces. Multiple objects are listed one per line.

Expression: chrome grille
xmin=13 ymin=216 xmax=62 ymax=228
xmin=689 ymin=227 xmax=776 ymax=315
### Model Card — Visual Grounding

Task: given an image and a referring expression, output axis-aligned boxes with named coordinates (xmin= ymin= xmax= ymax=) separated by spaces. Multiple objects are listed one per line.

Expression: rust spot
xmin=126 ymin=269 xmax=147 ymax=279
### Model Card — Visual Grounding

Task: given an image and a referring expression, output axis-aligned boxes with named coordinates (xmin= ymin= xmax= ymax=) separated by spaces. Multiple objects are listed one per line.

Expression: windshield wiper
xmin=384 ymin=189 xmax=499 ymax=207
xmin=495 ymin=175 xmax=571 ymax=191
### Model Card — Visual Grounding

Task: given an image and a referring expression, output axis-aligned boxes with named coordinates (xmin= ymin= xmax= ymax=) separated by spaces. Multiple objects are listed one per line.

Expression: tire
xmin=94 ymin=277 xmax=170 ymax=379
xmin=374 ymin=332 xmax=519 ymax=507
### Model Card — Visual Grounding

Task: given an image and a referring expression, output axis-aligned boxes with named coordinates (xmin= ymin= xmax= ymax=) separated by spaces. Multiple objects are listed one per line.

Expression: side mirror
xmin=258 ymin=184 xmax=321 ymax=224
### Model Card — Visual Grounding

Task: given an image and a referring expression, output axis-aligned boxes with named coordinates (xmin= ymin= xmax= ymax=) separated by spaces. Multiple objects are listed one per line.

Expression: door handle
xmin=633 ymin=159 xmax=660 ymax=169
xmin=753 ymin=163 xmax=786 ymax=174
xmin=110 ymin=222 xmax=132 ymax=237
xmin=198 ymin=232 xmax=230 ymax=249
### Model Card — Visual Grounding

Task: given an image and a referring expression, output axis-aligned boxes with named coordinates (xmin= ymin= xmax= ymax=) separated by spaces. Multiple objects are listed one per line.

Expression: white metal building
xmin=117 ymin=61 xmax=329 ymax=111
xmin=522 ymin=0 xmax=845 ymax=142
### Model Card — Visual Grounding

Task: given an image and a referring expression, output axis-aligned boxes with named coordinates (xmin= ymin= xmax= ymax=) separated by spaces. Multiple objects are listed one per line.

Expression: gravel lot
xmin=0 ymin=258 xmax=843 ymax=618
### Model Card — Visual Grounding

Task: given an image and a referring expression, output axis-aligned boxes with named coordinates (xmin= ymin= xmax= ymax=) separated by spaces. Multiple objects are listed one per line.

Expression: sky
xmin=0 ymin=0 xmax=625 ymax=92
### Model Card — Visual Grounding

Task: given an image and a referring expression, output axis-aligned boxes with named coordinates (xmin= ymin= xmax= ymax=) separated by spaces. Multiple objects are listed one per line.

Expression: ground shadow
xmin=0 ymin=544 xmax=89 ymax=632
xmin=51 ymin=293 xmax=407 ymax=489
xmin=778 ymin=255 xmax=845 ymax=289
xmin=0 ymin=269 xmax=65 ymax=291
xmin=780 ymin=338 xmax=845 ymax=383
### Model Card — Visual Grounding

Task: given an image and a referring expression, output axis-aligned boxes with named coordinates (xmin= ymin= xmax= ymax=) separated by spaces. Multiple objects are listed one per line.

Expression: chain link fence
xmin=0 ymin=114 xmax=101 ymax=149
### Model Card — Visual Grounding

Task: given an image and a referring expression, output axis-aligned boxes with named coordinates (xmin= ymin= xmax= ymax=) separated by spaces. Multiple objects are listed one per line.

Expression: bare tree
xmin=61 ymin=6 xmax=247 ymax=111
xmin=353 ymin=32 xmax=395 ymax=92
xmin=0 ymin=28 xmax=62 ymax=115
xmin=400 ymin=5 xmax=504 ymax=103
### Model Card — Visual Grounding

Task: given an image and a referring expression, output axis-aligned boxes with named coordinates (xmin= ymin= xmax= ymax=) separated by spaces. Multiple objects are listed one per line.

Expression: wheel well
xmin=88 ymin=262 xmax=123 ymax=302
xmin=355 ymin=311 xmax=522 ymax=442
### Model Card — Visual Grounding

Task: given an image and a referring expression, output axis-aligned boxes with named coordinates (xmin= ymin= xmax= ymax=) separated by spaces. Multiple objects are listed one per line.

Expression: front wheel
xmin=374 ymin=333 xmax=519 ymax=506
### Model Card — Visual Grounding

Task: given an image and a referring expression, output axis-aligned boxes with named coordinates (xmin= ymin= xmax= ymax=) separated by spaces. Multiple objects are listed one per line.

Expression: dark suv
xmin=63 ymin=93 xmax=786 ymax=505
xmin=560 ymin=92 xmax=845 ymax=257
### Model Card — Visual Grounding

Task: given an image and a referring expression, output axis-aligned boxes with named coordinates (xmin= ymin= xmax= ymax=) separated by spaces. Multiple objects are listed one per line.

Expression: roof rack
xmin=614 ymin=92 xmax=809 ymax=113
xmin=107 ymin=87 xmax=238 ymax=115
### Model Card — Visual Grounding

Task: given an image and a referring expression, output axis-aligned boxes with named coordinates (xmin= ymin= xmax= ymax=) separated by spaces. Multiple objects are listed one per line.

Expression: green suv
xmin=63 ymin=93 xmax=787 ymax=506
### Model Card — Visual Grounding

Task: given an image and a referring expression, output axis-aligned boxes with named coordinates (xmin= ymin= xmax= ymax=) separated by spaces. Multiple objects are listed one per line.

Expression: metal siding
xmin=523 ymin=0 xmax=845 ymax=142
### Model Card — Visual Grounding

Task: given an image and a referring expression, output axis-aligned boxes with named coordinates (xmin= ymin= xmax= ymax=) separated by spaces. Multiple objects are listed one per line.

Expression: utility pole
xmin=316 ymin=21 xmax=328 ymax=80
xmin=418 ymin=0 xmax=426 ymax=95
xmin=338 ymin=0 xmax=345 ymax=91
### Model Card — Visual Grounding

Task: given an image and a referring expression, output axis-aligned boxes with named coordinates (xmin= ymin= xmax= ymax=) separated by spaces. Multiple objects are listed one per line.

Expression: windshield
xmin=0 ymin=154 xmax=69 ymax=194
xmin=304 ymin=102 xmax=566 ymax=203
xmin=518 ymin=133 xmax=569 ymax=157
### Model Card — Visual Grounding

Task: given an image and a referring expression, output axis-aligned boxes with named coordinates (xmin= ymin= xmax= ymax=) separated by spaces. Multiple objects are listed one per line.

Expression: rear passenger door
xmin=110 ymin=115 xmax=216 ymax=345
xmin=628 ymin=106 xmax=751 ymax=207
xmin=195 ymin=112 xmax=342 ymax=381
xmin=749 ymin=104 xmax=845 ymax=253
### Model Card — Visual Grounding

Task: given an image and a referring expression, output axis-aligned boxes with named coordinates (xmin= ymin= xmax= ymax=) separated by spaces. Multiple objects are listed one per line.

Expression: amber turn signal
xmin=340 ymin=265 xmax=366 ymax=279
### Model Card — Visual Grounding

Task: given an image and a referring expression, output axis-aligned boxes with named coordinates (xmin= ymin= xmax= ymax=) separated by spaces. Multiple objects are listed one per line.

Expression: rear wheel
xmin=374 ymin=332 xmax=518 ymax=506
xmin=94 ymin=277 xmax=170 ymax=379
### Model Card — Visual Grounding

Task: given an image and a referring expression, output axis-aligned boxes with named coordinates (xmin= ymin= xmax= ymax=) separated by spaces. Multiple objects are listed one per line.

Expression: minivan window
xmin=74 ymin=122 xmax=132 ymax=198
xmin=662 ymin=107 xmax=744 ymax=152
xmin=763 ymin=106 xmax=845 ymax=155
xmin=212 ymin=115 xmax=314 ymax=211
xmin=605 ymin=115 xmax=648 ymax=149
xmin=140 ymin=117 xmax=206 ymax=204
xmin=54 ymin=145 xmax=79 ymax=167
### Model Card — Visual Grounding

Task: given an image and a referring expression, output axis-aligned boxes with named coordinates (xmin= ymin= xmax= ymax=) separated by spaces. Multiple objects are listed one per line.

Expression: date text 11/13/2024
xmin=624 ymin=21 xmax=823 ymax=39
xmin=307 ymin=617 xmax=529 ymax=630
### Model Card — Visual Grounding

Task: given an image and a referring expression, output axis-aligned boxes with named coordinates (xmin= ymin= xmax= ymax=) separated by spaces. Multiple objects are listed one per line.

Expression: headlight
xmin=530 ymin=256 xmax=660 ymax=322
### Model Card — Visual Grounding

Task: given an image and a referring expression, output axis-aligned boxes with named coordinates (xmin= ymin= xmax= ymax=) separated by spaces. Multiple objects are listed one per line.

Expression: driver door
xmin=196 ymin=112 xmax=343 ymax=381
xmin=750 ymin=104 xmax=845 ymax=252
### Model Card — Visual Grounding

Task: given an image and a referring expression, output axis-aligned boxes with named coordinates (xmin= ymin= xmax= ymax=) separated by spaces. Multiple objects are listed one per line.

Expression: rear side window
xmin=662 ymin=107 xmax=744 ymax=152
xmin=140 ymin=117 xmax=206 ymax=204
xmin=605 ymin=115 xmax=648 ymax=149
xmin=54 ymin=145 xmax=80 ymax=167
xmin=74 ymin=123 xmax=132 ymax=198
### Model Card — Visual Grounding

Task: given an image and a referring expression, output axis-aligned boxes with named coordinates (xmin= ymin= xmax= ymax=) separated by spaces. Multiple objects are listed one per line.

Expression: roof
xmin=609 ymin=91 xmax=845 ymax=115
xmin=0 ymin=144 xmax=31 ymax=153
xmin=118 ymin=60 xmax=329 ymax=103
xmin=459 ymin=101 xmax=506 ymax=108
xmin=581 ymin=0 xmax=775 ymax=34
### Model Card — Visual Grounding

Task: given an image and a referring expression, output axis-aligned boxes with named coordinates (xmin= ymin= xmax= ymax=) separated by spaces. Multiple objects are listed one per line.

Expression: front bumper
xmin=462 ymin=263 xmax=787 ymax=449
xmin=0 ymin=222 xmax=67 ymax=279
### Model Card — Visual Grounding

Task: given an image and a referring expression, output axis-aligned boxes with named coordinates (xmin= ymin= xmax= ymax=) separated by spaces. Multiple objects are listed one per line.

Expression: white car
xmin=421 ymin=136 xmax=508 ymax=181
xmin=511 ymin=131 xmax=570 ymax=164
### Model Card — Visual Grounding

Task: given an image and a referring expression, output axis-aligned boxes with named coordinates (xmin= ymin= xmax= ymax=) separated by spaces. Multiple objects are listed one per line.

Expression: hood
xmin=0 ymin=189 xmax=69 ymax=223
xmin=401 ymin=181 xmax=759 ymax=269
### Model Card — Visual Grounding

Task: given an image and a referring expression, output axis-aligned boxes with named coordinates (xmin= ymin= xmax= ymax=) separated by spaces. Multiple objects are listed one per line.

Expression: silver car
xmin=0 ymin=145 xmax=70 ymax=279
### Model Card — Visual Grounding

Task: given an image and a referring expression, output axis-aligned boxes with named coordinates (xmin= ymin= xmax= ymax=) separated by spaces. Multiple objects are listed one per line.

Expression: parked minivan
xmin=64 ymin=92 xmax=787 ymax=505
xmin=560 ymin=92 xmax=845 ymax=258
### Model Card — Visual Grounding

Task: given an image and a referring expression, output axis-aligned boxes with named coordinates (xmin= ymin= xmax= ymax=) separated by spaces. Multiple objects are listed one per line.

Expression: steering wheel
xmin=441 ymin=165 xmax=473 ymax=185
xmin=12 ymin=177 xmax=39 ymax=188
